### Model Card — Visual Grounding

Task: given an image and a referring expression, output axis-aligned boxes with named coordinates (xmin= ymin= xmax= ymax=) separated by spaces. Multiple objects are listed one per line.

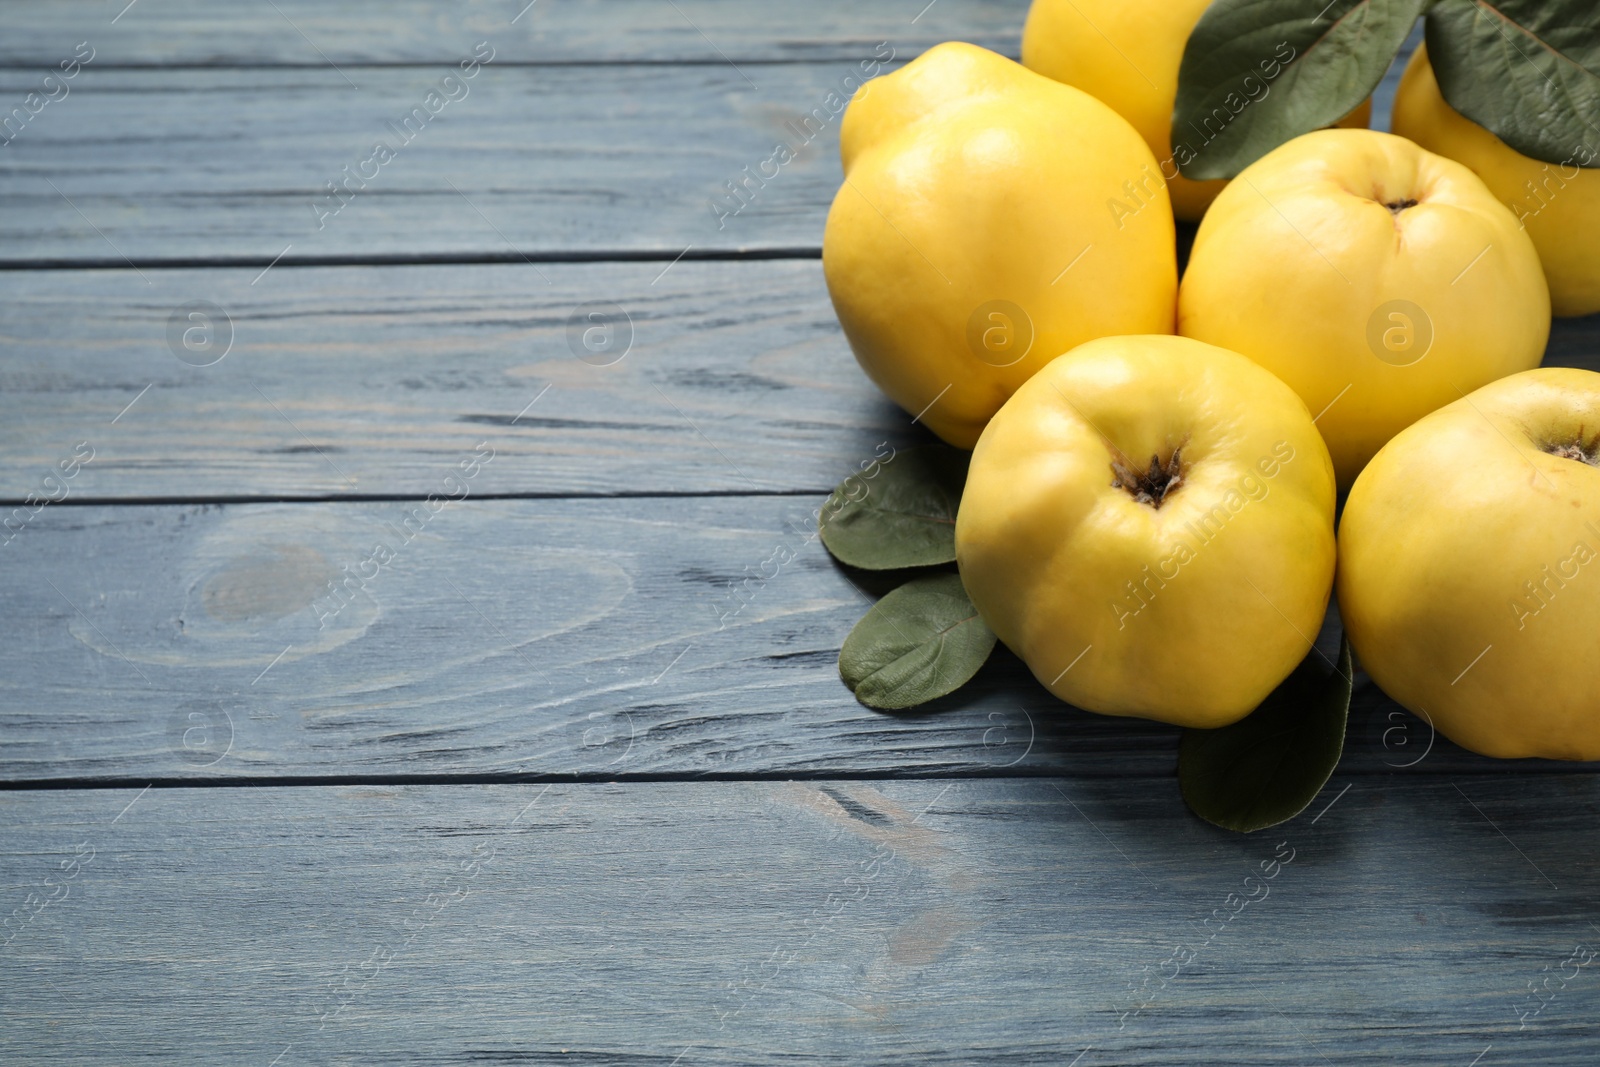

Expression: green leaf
xmin=818 ymin=444 xmax=968 ymax=570
xmin=1179 ymin=634 xmax=1353 ymax=833
xmin=839 ymin=574 xmax=996 ymax=710
xmin=1427 ymin=0 xmax=1600 ymax=167
xmin=1174 ymin=0 xmax=1430 ymax=180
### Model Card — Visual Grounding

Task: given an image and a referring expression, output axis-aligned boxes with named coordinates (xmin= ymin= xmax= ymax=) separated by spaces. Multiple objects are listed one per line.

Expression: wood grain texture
xmin=0 ymin=0 xmax=1027 ymax=66
xmin=5 ymin=776 xmax=1600 ymax=1064
xmin=0 ymin=495 xmax=1176 ymax=782
xmin=0 ymin=62 xmax=860 ymax=262
xmin=1 ymin=261 xmax=1595 ymax=502
xmin=0 ymin=261 xmax=912 ymax=499
xmin=0 ymin=26 xmax=1421 ymax=266
xmin=1 ymin=2 xmax=1595 ymax=1063
xmin=0 ymin=494 xmax=1574 ymax=783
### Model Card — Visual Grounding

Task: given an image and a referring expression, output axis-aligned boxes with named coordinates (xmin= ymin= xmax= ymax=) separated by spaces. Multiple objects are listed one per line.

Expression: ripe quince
xmin=955 ymin=335 xmax=1336 ymax=728
xmin=1021 ymin=0 xmax=1371 ymax=222
xmin=1179 ymin=129 xmax=1550 ymax=488
xmin=1392 ymin=46 xmax=1600 ymax=318
xmin=1339 ymin=368 xmax=1600 ymax=760
xmin=822 ymin=42 xmax=1177 ymax=450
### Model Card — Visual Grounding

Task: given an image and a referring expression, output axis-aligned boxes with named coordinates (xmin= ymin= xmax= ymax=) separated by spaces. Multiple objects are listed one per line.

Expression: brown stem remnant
xmin=1544 ymin=427 xmax=1600 ymax=466
xmin=1111 ymin=447 xmax=1185 ymax=508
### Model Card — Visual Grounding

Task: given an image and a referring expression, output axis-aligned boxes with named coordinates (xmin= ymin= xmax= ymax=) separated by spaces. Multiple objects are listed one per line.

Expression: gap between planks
xmin=0 ymin=58 xmax=1007 ymax=72
xmin=0 ymin=248 xmax=826 ymax=273
xmin=0 ymin=765 xmax=1589 ymax=793
xmin=0 ymin=489 xmax=830 ymax=509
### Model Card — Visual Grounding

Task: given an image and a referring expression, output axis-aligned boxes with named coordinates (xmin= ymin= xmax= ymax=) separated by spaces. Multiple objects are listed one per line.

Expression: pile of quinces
xmin=817 ymin=0 xmax=1600 ymax=830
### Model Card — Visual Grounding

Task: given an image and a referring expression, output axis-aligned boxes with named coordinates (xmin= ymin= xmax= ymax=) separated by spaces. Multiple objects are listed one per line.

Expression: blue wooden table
xmin=3 ymin=3 xmax=1599 ymax=1063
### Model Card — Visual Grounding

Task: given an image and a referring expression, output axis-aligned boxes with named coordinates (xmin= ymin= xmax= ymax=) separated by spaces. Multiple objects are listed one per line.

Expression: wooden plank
xmin=0 ymin=261 xmax=911 ymax=500
xmin=0 ymin=62 xmax=858 ymax=262
xmin=2 ymin=261 xmax=1595 ymax=502
xmin=0 ymin=26 xmax=1423 ymax=265
xmin=0 ymin=493 xmax=1571 ymax=783
xmin=0 ymin=495 xmax=1170 ymax=782
xmin=0 ymin=0 xmax=1027 ymax=66
xmin=4 ymin=775 xmax=1599 ymax=1063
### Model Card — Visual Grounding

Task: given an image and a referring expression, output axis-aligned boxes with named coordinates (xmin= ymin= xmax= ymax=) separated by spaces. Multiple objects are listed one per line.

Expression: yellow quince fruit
xmin=1021 ymin=0 xmax=1371 ymax=222
xmin=955 ymin=334 xmax=1336 ymax=728
xmin=1339 ymin=367 xmax=1600 ymax=760
xmin=822 ymin=41 xmax=1177 ymax=450
xmin=1179 ymin=128 xmax=1550 ymax=488
xmin=1392 ymin=45 xmax=1600 ymax=318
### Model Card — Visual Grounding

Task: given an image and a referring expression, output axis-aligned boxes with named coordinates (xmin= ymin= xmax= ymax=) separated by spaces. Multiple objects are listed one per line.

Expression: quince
xmin=1180 ymin=129 xmax=1550 ymax=487
xmin=1392 ymin=45 xmax=1600 ymax=318
xmin=955 ymin=335 xmax=1336 ymax=727
xmin=1021 ymin=0 xmax=1371 ymax=221
xmin=1339 ymin=368 xmax=1600 ymax=760
xmin=823 ymin=42 xmax=1177 ymax=449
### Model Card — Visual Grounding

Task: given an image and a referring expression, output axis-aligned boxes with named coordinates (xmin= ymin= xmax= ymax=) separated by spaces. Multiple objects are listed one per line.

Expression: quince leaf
xmin=818 ymin=444 xmax=968 ymax=570
xmin=839 ymin=574 xmax=995 ymax=710
xmin=1427 ymin=0 xmax=1600 ymax=168
xmin=1174 ymin=0 xmax=1430 ymax=180
xmin=1179 ymin=634 xmax=1352 ymax=833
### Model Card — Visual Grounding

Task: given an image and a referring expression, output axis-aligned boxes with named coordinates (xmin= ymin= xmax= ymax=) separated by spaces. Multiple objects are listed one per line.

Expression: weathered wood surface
xmin=0 ymin=261 xmax=908 ymax=500
xmin=1 ymin=262 xmax=1595 ymax=502
xmin=0 ymin=495 xmax=1211 ymax=782
xmin=0 ymin=24 xmax=1424 ymax=266
xmin=0 ymin=62 xmax=863 ymax=262
xmin=5 ymin=777 xmax=1600 ymax=1064
xmin=3 ymin=1 xmax=1598 ymax=1061
xmin=0 ymin=0 xmax=1027 ymax=66
xmin=0 ymin=494 xmax=1574 ymax=783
